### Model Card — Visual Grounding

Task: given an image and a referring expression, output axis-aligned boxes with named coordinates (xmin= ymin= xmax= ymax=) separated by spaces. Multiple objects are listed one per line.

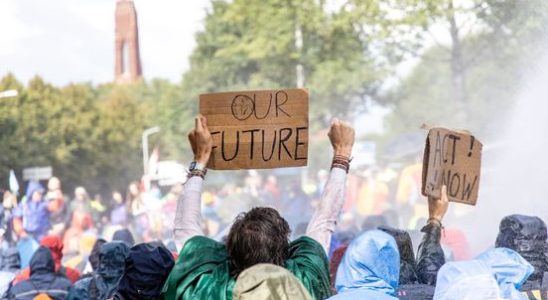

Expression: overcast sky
xmin=0 ymin=0 xmax=210 ymax=86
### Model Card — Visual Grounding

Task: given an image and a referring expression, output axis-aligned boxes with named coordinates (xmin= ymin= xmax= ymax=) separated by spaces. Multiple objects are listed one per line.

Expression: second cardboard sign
xmin=421 ymin=127 xmax=483 ymax=205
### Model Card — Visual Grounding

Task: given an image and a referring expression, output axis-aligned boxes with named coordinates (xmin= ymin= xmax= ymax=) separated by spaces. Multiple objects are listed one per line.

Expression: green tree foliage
xmin=181 ymin=0 xmax=389 ymax=127
xmin=133 ymin=79 xmax=193 ymax=161
xmin=0 ymin=75 xmax=188 ymax=195
xmin=383 ymin=0 xmax=548 ymax=137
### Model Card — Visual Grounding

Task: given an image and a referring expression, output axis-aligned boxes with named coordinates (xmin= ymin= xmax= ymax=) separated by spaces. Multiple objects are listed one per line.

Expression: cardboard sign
xmin=200 ymin=89 xmax=309 ymax=170
xmin=421 ymin=127 xmax=483 ymax=205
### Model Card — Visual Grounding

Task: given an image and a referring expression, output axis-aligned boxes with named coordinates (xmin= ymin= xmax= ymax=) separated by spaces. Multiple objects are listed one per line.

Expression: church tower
xmin=115 ymin=0 xmax=142 ymax=83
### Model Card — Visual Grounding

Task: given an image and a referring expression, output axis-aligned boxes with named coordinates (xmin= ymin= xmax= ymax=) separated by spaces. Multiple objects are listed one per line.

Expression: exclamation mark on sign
xmin=468 ymin=136 xmax=475 ymax=157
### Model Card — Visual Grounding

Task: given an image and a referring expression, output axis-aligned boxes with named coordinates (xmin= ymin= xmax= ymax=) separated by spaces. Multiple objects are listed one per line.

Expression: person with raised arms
xmin=162 ymin=115 xmax=355 ymax=300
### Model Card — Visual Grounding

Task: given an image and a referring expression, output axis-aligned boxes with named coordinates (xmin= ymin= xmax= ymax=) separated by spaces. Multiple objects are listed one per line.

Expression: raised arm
xmin=173 ymin=115 xmax=212 ymax=250
xmin=306 ymin=119 xmax=355 ymax=254
xmin=416 ymin=185 xmax=449 ymax=285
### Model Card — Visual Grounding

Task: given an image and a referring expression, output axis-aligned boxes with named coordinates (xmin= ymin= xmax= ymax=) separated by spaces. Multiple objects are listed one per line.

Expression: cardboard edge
xmin=199 ymin=88 xmax=309 ymax=99
xmin=421 ymin=132 xmax=430 ymax=197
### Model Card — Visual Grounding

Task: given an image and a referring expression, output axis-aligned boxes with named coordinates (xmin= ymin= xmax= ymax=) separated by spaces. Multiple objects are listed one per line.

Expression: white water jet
xmin=448 ymin=51 xmax=548 ymax=255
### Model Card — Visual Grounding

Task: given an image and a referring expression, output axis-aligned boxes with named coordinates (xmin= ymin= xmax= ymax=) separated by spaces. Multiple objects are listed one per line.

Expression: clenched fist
xmin=328 ymin=118 xmax=355 ymax=158
xmin=188 ymin=115 xmax=213 ymax=165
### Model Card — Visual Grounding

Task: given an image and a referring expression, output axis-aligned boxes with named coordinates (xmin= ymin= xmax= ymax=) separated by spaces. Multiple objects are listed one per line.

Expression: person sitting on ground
xmin=233 ymin=264 xmax=313 ymax=300
xmin=6 ymin=246 xmax=72 ymax=300
xmin=385 ymin=186 xmax=447 ymax=286
xmin=113 ymin=242 xmax=174 ymax=300
xmin=67 ymin=241 xmax=130 ymax=300
xmin=434 ymin=247 xmax=533 ymax=300
xmin=162 ymin=116 xmax=355 ymax=300
xmin=495 ymin=214 xmax=548 ymax=293
xmin=435 ymin=257 xmax=502 ymax=300
xmin=328 ymin=230 xmax=400 ymax=300
xmin=413 ymin=185 xmax=448 ymax=285
xmin=12 ymin=235 xmax=81 ymax=284
xmin=477 ymin=248 xmax=534 ymax=299
xmin=328 ymin=186 xmax=448 ymax=299
xmin=379 ymin=225 xmax=437 ymax=300
xmin=378 ymin=227 xmax=419 ymax=283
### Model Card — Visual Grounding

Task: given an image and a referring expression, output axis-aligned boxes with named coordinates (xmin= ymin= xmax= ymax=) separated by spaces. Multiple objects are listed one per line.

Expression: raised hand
xmin=328 ymin=118 xmax=355 ymax=158
xmin=428 ymin=185 xmax=449 ymax=223
xmin=188 ymin=114 xmax=213 ymax=165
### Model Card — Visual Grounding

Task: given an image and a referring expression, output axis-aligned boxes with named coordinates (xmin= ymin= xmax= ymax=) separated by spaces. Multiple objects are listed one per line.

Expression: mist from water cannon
xmin=445 ymin=47 xmax=548 ymax=255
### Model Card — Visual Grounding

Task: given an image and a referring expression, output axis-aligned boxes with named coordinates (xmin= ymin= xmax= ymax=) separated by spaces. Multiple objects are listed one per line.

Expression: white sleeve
xmin=305 ymin=167 xmax=347 ymax=254
xmin=173 ymin=176 xmax=204 ymax=251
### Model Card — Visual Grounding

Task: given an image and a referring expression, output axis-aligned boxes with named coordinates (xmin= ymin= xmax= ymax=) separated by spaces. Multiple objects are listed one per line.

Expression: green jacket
xmin=161 ymin=236 xmax=331 ymax=300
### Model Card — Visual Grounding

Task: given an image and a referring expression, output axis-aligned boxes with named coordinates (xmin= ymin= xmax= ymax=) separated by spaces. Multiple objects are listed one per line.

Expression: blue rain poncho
xmin=329 ymin=230 xmax=400 ymax=300
xmin=477 ymin=248 xmax=533 ymax=299
xmin=434 ymin=247 xmax=533 ymax=300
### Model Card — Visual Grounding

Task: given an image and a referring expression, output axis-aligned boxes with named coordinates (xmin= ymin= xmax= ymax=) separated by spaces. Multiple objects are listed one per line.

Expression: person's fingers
xmin=188 ymin=130 xmax=196 ymax=144
xmin=195 ymin=115 xmax=204 ymax=132
xmin=200 ymin=115 xmax=207 ymax=129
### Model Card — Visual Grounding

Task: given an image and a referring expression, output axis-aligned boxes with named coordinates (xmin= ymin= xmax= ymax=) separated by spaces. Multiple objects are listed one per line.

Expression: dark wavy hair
xmin=226 ymin=207 xmax=291 ymax=277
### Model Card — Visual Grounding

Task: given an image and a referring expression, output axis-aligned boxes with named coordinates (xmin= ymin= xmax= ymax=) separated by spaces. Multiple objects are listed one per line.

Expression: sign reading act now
xmin=422 ymin=127 xmax=483 ymax=205
xmin=200 ymin=89 xmax=309 ymax=170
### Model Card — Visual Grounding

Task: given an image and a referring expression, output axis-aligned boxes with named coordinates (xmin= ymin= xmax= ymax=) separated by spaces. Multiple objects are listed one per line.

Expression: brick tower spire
xmin=115 ymin=0 xmax=142 ymax=83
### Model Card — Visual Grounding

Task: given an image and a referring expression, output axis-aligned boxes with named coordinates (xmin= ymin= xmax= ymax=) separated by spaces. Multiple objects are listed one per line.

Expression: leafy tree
xmin=0 ymin=74 xmax=28 ymax=183
xmin=90 ymin=85 xmax=148 ymax=193
xmin=380 ymin=0 xmax=547 ymax=138
xmin=134 ymin=79 xmax=192 ymax=162
xmin=0 ymin=75 xmax=151 ymax=195
xmin=181 ymin=0 xmax=389 ymax=127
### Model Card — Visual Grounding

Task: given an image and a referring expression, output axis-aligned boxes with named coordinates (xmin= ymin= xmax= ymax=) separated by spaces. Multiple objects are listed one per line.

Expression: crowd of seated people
xmin=0 ymin=115 xmax=546 ymax=300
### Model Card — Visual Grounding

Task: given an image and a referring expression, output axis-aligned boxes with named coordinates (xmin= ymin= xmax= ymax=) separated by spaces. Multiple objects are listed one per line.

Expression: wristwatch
xmin=188 ymin=161 xmax=208 ymax=178
xmin=189 ymin=161 xmax=206 ymax=171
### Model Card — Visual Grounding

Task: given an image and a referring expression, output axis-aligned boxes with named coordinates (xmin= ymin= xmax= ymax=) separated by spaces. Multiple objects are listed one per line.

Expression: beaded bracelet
xmin=331 ymin=155 xmax=352 ymax=173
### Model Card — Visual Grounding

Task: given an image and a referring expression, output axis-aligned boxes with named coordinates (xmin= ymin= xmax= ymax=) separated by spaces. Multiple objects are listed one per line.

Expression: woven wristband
xmin=331 ymin=155 xmax=351 ymax=173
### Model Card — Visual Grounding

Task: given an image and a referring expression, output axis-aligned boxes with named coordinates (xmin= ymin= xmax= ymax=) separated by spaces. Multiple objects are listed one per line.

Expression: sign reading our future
xmin=200 ymin=88 xmax=309 ymax=170
xmin=421 ymin=127 xmax=483 ymax=205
